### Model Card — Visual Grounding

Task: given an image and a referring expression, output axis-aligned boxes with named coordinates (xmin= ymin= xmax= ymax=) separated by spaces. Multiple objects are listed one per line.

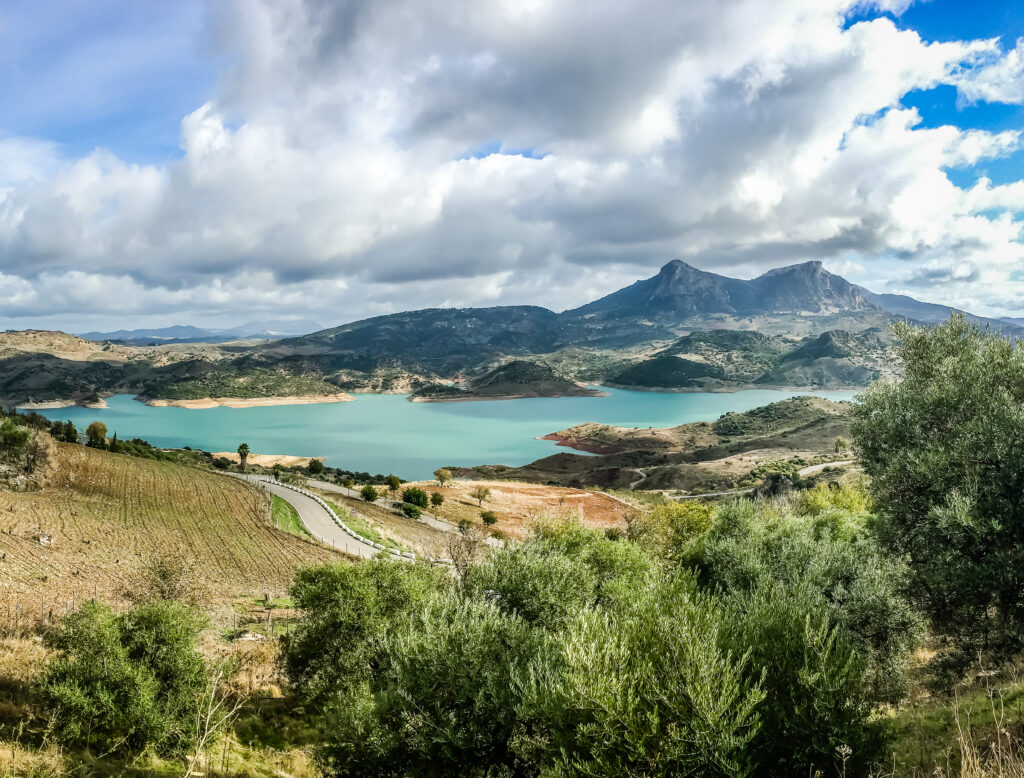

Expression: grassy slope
xmin=271 ymin=494 xmax=309 ymax=537
xmin=0 ymin=443 xmax=337 ymax=606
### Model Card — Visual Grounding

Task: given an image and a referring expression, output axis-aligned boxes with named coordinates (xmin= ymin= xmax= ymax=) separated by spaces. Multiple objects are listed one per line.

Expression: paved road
xmin=305 ymin=478 xmax=502 ymax=547
xmin=238 ymin=474 xmax=380 ymax=559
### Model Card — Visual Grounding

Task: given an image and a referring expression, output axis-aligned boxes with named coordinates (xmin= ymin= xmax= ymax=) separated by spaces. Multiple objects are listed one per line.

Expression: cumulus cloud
xmin=1 ymin=0 xmax=1023 ymax=328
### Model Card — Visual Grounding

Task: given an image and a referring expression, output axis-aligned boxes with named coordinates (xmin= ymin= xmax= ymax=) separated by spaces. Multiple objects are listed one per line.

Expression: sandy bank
xmin=144 ymin=393 xmax=354 ymax=409
xmin=213 ymin=452 xmax=320 ymax=468
xmin=18 ymin=398 xmax=109 ymax=410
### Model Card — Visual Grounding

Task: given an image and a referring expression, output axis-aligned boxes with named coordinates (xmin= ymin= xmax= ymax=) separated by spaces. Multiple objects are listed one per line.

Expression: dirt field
xmin=0 ymin=444 xmax=339 ymax=613
xmin=404 ymin=479 xmax=633 ymax=540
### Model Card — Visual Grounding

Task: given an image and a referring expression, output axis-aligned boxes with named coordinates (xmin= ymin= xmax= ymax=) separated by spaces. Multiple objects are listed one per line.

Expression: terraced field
xmin=0 ymin=444 xmax=338 ymax=611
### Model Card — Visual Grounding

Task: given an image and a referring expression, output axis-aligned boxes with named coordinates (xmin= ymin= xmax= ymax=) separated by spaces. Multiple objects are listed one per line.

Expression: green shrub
xmin=401 ymin=503 xmax=421 ymax=519
xmin=696 ymin=504 xmax=921 ymax=774
xmin=284 ymin=559 xmax=447 ymax=705
xmin=360 ymin=484 xmax=379 ymax=502
xmin=480 ymin=510 xmax=497 ymax=525
xmin=319 ymin=593 xmax=538 ymax=777
xmin=430 ymin=491 xmax=444 ymax=507
xmin=400 ymin=487 xmax=428 ymax=508
xmin=36 ymin=600 xmax=208 ymax=756
xmin=522 ymin=576 xmax=763 ymax=777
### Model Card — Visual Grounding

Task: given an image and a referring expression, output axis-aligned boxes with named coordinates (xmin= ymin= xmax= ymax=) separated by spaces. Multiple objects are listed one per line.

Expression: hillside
xmin=1 ymin=260 xmax=1014 ymax=406
xmin=0 ymin=444 xmax=337 ymax=606
xmin=454 ymin=396 xmax=853 ymax=491
xmin=609 ymin=328 xmax=895 ymax=390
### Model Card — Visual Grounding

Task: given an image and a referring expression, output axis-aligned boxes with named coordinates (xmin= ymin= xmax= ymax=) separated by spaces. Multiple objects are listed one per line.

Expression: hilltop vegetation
xmin=144 ymin=367 xmax=345 ymax=401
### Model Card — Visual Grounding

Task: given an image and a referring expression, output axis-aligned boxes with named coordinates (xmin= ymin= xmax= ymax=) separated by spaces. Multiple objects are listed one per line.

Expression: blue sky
xmin=0 ymin=0 xmax=1022 ymax=329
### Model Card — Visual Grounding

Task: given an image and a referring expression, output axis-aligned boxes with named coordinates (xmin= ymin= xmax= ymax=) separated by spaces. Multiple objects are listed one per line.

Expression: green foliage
xmin=794 ymin=480 xmax=871 ymax=516
xmin=480 ymin=509 xmax=497 ymax=525
xmin=696 ymin=503 xmax=921 ymax=773
xmin=385 ymin=474 xmax=401 ymax=493
xmin=0 ymin=418 xmax=31 ymax=461
xmin=433 ymin=467 xmax=452 ymax=486
xmin=307 ymin=458 xmax=324 ymax=475
xmin=153 ymin=367 xmax=339 ymax=401
xmin=401 ymin=503 xmax=421 ymax=519
xmin=470 ymin=485 xmax=491 ymax=506
xmin=360 ymin=484 xmax=378 ymax=502
xmin=85 ymin=420 xmax=107 ymax=449
xmin=851 ymin=315 xmax=1024 ymax=678
xmin=284 ymin=559 xmax=447 ymax=706
xmin=400 ymin=487 xmax=428 ymax=508
xmin=628 ymin=501 xmax=714 ymax=567
xmin=719 ymin=584 xmax=878 ymax=775
xmin=430 ymin=491 xmax=444 ymax=507
xmin=319 ymin=593 xmax=538 ymax=777
xmin=36 ymin=600 xmax=208 ymax=757
xmin=522 ymin=576 xmax=764 ymax=777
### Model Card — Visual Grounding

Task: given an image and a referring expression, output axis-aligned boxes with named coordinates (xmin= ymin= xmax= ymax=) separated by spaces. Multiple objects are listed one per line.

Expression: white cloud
xmin=0 ymin=0 xmax=1023 ymax=328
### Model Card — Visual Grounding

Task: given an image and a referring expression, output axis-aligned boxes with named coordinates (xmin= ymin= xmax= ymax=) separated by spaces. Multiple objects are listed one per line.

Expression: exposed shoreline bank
xmin=18 ymin=398 xmax=109 ymax=410
xmin=410 ymin=388 xmax=609 ymax=403
xmin=142 ymin=393 xmax=355 ymax=409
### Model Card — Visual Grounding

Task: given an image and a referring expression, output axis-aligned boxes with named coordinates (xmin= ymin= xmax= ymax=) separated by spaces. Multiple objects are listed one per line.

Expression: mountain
xmin=559 ymin=260 xmax=889 ymax=343
xmin=859 ymin=290 xmax=1012 ymax=332
xmin=78 ymin=319 xmax=324 ymax=345
xmin=4 ymin=259 xmax=1017 ymax=406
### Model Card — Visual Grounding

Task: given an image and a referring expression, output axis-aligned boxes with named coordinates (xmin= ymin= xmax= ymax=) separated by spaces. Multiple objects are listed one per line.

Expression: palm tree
xmin=237 ymin=443 xmax=250 ymax=472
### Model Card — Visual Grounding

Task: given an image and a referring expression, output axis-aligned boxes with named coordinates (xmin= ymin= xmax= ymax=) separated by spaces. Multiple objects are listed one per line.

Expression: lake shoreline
xmin=410 ymin=388 xmax=608 ymax=403
xmin=142 ymin=393 xmax=354 ymax=409
xmin=18 ymin=398 xmax=109 ymax=410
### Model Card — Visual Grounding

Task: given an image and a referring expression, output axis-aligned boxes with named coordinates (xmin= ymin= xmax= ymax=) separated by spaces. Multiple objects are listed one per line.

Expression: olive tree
xmin=851 ymin=315 xmax=1024 ymax=678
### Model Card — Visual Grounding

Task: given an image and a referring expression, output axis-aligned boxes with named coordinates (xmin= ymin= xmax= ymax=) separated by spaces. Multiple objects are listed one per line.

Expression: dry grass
xmin=0 ymin=443 xmax=340 ymax=617
xmin=405 ymin=479 xmax=632 ymax=539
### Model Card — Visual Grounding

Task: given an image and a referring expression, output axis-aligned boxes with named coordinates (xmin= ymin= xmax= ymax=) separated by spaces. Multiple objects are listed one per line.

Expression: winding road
xmin=237 ymin=474 xmax=380 ymax=558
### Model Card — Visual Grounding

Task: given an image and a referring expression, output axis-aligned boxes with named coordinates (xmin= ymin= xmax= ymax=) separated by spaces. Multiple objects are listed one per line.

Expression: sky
xmin=1 ymin=0 xmax=1023 ymax=332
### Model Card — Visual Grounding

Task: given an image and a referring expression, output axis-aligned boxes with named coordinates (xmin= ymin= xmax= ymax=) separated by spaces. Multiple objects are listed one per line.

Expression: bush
xmin=480 ymin=510 xmax=497 ymax=525
xmin=284 ymin=559 xmax=447 ymax=705
xmin=0 ymin=418 xmax=31 ymax=462
xmin=430 ymin=491 xmax=444 ymax=507
xmin=360 ymin=484 xmax=379 ymax=502
xmin=320 ymin=592 xmax=539 ymax=776
xmin=308 ymin=459 xmax=324 ymax=475
xmin=695 ymin=503 xmax=921 ymax=773
xmin=36 ymin=600 xmax=208 ymax=756
xmin=401 ymin=503 xmax=422 ymax=519
xmin=401 ymin=487 xmax=428 ymax=508
xmin=524 ymin=576 xmax=763 ymax=777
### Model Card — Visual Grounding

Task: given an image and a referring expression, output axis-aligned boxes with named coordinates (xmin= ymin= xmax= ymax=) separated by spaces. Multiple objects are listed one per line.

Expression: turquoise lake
xmin=30 ymin=388 xmax=857 ymax=481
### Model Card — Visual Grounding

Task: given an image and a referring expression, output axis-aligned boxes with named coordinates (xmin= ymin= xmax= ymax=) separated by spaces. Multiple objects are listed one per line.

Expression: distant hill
xmin=859 ymin=290 xmax=1011 ymax=331
xmin=78 ymin=319 xmax=324 ymax=345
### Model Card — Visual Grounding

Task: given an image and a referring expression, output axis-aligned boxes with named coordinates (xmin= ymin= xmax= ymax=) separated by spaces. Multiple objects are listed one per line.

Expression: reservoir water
xmin=30 ymin=388 xmax=857 ymax=481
